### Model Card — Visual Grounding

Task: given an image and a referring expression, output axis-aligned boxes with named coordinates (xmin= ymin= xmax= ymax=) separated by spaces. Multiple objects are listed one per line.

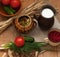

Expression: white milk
xmin=41 ymin=8 xmax=54 ymax=18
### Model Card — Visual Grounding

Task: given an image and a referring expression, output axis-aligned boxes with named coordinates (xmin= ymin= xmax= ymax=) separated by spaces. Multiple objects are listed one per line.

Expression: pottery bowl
xmin=0 ymin=0 xmax=21 ymax=17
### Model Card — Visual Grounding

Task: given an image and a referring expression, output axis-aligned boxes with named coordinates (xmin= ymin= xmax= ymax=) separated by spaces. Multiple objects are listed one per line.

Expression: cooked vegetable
xmin=3 ymin=6 xmax=16 ymax=14
xmin=48 ymin=31 xmax=60 ymax=43
xmin=19 ymin=16 xmax=30 ymax=26
xmin=24 ymin=36 xmax=34 ymax=42
xmin=14 ymin=36 xmax=25 ymax=47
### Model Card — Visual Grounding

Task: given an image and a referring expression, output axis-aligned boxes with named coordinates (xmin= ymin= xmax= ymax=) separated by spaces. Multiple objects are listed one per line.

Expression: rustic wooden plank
xmin=39 ymin=51 xmax=58 ymax=57
xmin=57 ymin=46 xmax=60 ymax=57
xmin=38 ymin=47 xmax=58 ymax=57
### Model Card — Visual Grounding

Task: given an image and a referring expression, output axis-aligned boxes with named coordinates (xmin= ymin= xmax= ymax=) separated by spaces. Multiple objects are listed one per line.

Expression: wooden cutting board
xmin=0 ymin=0 xmax=60 ymax=57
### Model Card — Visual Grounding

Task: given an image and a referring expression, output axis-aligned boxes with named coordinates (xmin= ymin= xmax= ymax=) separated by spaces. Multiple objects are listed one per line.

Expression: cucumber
xmin=9 ymin=6 xmax=16 ymax=13
xmin=3 ymin=6 xmax=16 ymax=15
xmin=24 ymin=36 xmax=35 ymax=42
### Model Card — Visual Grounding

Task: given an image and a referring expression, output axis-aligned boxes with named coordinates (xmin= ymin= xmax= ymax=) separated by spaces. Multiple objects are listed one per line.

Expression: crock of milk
xmin=41 ymin=8 xmax=54 ymax=18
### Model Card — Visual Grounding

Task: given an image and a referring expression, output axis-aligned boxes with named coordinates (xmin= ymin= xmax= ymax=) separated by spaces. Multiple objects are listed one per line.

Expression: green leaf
xmin=3 ymin=42 xmax=47 ymax=53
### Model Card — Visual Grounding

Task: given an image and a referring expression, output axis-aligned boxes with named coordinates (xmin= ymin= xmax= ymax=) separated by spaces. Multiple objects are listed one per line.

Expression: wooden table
xmin=0 ymin=0 xmax=60 ymax=57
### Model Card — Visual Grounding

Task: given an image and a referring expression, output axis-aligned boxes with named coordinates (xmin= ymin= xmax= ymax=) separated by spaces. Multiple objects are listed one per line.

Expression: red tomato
xmin=10 ymin=0 xmax=21 ymax=9
xmin=1 ymin=0 xmax=10 ymax=5
xmin=14 ymin=36 xmax=25 ymax=47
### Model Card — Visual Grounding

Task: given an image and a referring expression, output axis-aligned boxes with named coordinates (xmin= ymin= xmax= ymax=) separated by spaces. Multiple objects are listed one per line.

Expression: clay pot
xmin=34 ymin=5 xmax=56 ymax=31
xmin=15 ymin=15 xmax=37 ymax=33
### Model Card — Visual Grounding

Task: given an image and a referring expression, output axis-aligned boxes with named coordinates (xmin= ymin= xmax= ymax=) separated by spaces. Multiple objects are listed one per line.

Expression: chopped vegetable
xmin=19 ymin=16 xmax=30 ymax=26
xmin=3 ymin=6 xmax=16 ymax=15
xmin=48 ymin=31 xmax=60 ymax=43
xmin=9 ymin=6 xmax=16 ymax=13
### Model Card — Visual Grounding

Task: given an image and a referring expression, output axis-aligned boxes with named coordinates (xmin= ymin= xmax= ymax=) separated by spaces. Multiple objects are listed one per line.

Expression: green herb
xmin=3 ymin=42 xmax=47 ymax=53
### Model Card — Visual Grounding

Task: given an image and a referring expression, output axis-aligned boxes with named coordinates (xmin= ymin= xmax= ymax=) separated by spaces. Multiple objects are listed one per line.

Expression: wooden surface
xmin=0 ymin=0 xmax=60 ymax=57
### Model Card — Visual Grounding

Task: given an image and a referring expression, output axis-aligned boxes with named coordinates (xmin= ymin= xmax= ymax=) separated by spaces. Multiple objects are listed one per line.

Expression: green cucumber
xmin=9 ymin=6 xmax=16 ymax=13
xmin=3 ymin=6 xmax=16 ymax=15
xmin=24 ymin=36 xmax=35 ymax=42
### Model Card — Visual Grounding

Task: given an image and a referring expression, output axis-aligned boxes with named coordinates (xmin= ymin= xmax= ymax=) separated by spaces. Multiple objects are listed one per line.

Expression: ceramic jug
xmin=34 ymin=5 xmax=56 ymax=31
